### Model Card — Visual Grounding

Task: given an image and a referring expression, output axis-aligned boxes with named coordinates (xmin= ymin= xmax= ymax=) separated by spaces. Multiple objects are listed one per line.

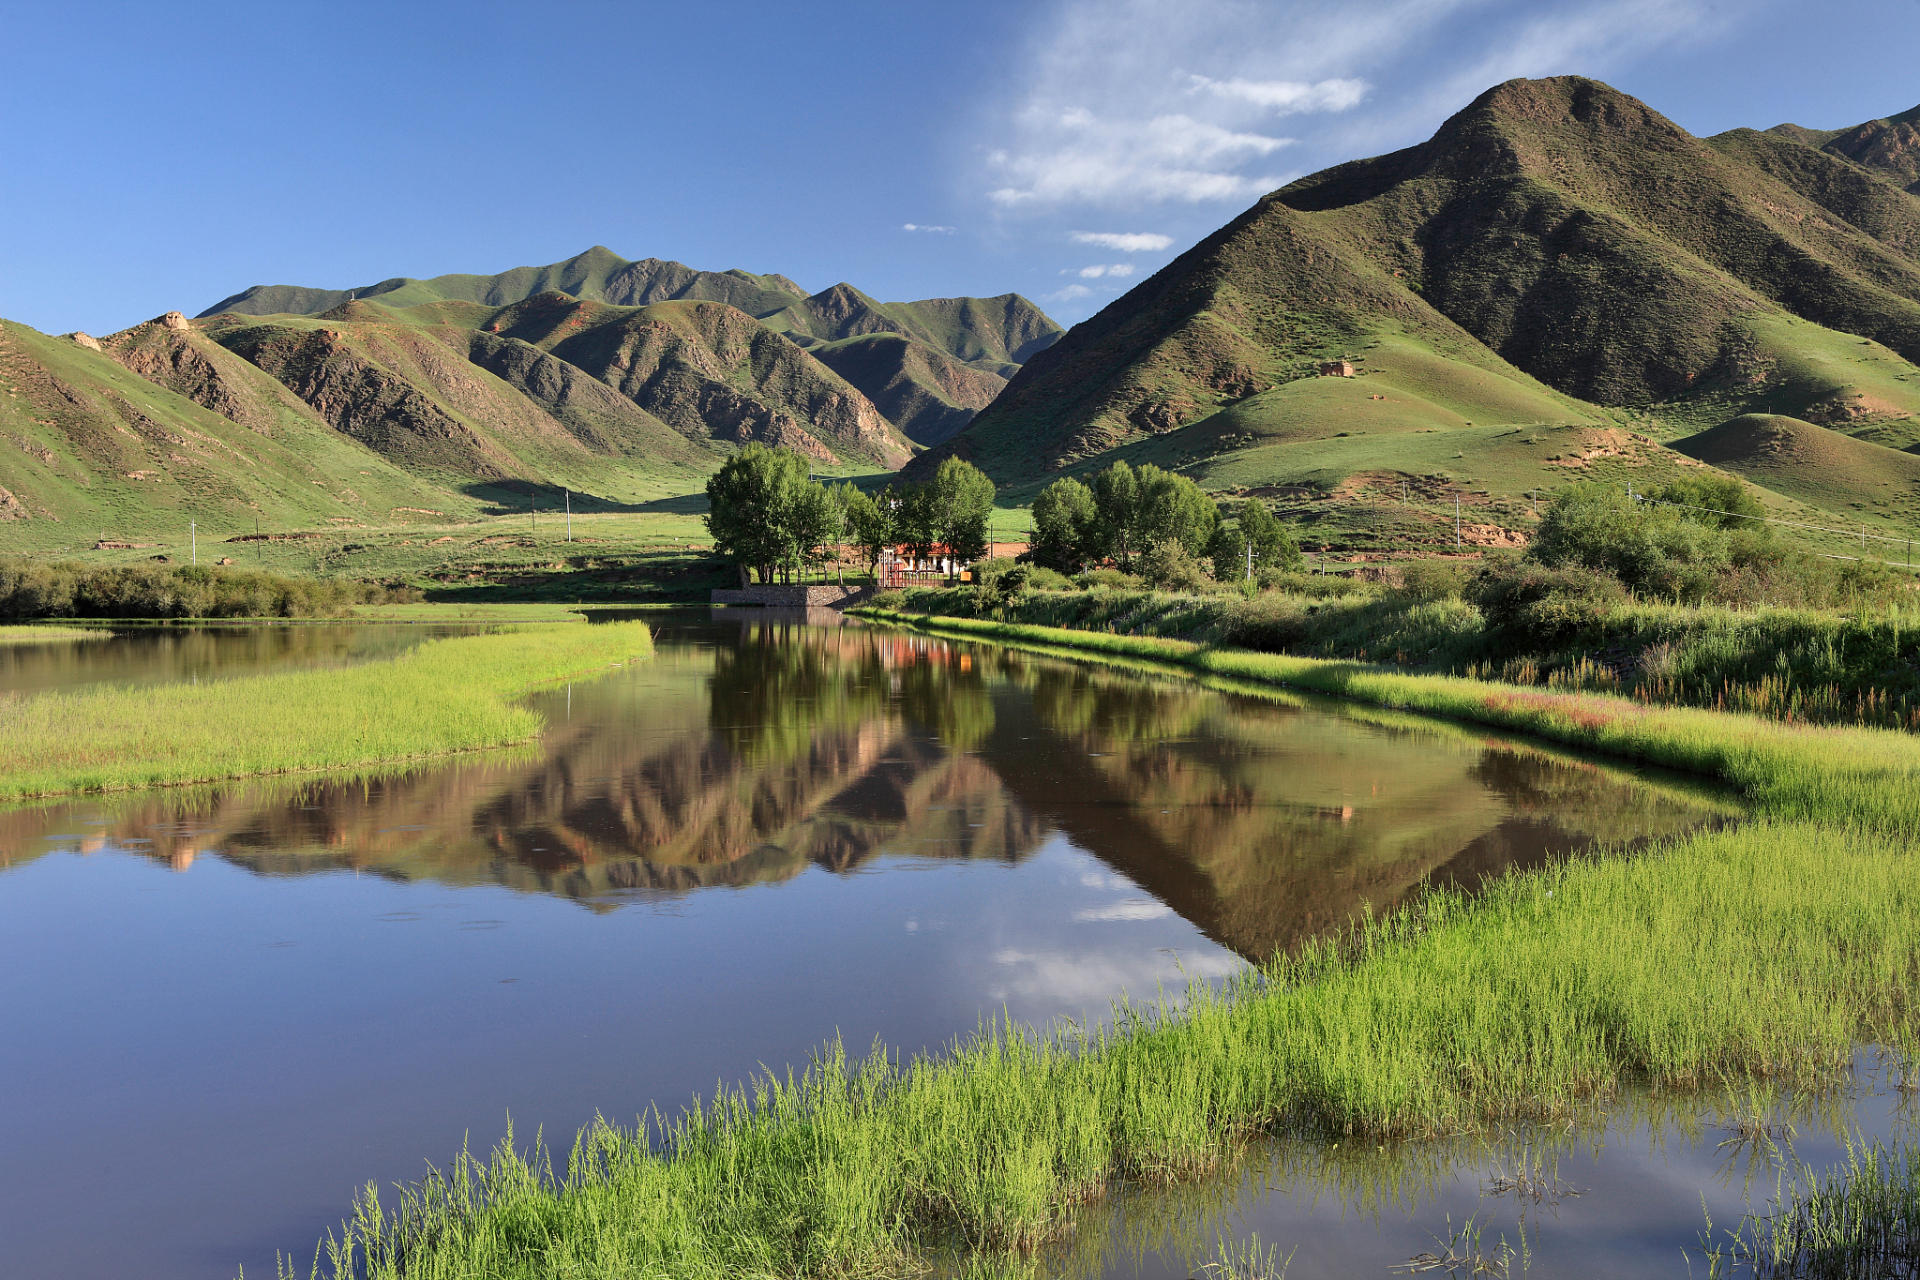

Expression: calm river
xmin=0 ymin=610 xmax=1890 ymax=1279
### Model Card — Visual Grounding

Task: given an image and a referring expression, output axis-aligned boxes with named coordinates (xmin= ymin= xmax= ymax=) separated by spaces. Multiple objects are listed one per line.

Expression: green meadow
xmin=0 ymin=622 xmax=651 ymax=799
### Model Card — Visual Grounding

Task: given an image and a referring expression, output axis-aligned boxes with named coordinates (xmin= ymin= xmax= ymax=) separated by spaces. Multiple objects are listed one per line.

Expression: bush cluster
xmin=0 ymin=558 xmax=414 ymax=621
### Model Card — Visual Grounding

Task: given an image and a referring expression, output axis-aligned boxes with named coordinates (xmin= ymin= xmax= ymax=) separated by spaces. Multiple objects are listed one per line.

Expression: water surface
xmin=0 ymin=610 xmax=1757 ymax=1278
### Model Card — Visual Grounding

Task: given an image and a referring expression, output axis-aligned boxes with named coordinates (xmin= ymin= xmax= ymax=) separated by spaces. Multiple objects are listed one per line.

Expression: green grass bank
xmin=852 ymin=607 xmax=1920 ymax=835
xmin=875 ymin=582 xmax=1920 ymax=730
xmin=292 ymin=821 xmax=1920 ymax=1280
xmin=0 ymin=622 xmax=651 ymax=799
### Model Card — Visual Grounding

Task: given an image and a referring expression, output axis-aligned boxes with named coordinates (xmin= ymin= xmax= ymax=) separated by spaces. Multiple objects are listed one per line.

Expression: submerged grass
xmin=0 ymin=622 xmax=651 ymax=799
xmin=0 ymin=624 xmax=109 ymax=644
xmin=288 ymin=821 xmax=1920 ymax=1279
xmin=852 ymin=608 xmax=1920 ymax=837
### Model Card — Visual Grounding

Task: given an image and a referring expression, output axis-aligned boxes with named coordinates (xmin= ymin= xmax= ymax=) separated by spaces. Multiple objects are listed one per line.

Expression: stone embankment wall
xmin=710 ymin=585 xmax=875 ymax=608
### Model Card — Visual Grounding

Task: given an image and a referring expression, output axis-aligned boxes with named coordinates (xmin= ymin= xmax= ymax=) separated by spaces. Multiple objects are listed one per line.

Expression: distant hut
xmin=1317 ymin=359 xmax=1355 ymax=377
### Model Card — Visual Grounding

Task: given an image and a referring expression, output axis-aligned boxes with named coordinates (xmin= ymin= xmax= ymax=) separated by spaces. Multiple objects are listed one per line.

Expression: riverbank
xmin=297 ymin=818 xmax=1920 ymax=1280
xmin=0 ymin=622 xmax=651 ymax=799
xmin=852 ymin=607 xmax=1920 ymax=836
xmin=875 ymin=584 xmax=1920 ymax=730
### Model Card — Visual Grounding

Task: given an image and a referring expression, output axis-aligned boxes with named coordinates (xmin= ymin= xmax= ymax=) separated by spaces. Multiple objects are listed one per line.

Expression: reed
xmin=0 ymin=622 xmax=651 ymax=799
xmin=281 ymin=821 xmax=1920 ymax=1280
xmin=851 ymin=608 xmax=1920 ymax=837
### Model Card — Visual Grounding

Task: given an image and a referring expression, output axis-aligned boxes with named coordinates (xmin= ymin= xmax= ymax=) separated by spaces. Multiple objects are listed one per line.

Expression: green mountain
xmin=0 ymin=315 xmax=474 ymax=548
xmin=1769 ymin=103 xmax=1920 ymax=195
xmin=199 ymin=246 xmax=1063 ymax=447
xmin=929 ymin=76 xmax=1920 ymax=535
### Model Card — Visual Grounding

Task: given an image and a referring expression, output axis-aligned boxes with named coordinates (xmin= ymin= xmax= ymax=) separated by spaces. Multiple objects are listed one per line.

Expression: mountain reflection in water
xmin=3 ymin=611 xmax=1734 ymax=961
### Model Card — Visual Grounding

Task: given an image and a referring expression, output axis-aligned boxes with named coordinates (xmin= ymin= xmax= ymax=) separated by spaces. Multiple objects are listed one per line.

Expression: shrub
xmin=1396 ymin=558 xmax=1470 ymax=602
xmin=1468 ymin=560 xmax=1626 ymax=642
xmin=971 ymin=559 xmax=1031 ymax=611
xmin=1077 ymin=568 xmax=1143 ymax=590
xmin=1022 ymin=565 xmax=1074 ymax=592
xmin=1137 ymin=539 xmax=1215 ymax=592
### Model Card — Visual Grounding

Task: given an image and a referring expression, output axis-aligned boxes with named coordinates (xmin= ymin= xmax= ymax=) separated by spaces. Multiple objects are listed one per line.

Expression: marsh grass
xmin=1706 ymin=1136 xmax=1920 ymax=1278
xmin=0 ymin=624 xmax=109 ymax=644
xmin=0 ymin=623 xmax=651 ymax=799
xmin=281 ymin=821 xmax=1920 ymax=1279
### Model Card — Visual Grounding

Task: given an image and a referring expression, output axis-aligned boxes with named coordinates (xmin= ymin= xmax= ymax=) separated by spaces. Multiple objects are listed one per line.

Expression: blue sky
xmin=4 ymin=0 xmax=1917 ymax=336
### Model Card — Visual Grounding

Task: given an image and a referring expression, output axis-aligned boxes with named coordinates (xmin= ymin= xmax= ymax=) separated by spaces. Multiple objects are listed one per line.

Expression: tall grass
xmin=284 ymin=821 xmax=1920 ymax=1279
xmin=0 ymin=556 xmax=415 ymax=621
xmin=0 ymin=623 xmax=651 ymax=799
xmin=853 ymin=609 xmax=1920 ymax=837
xmin=0 ymin=624 xmax=108 ymax=644
xmin=1708 ymin=1136 xmax=1920 ymax=1277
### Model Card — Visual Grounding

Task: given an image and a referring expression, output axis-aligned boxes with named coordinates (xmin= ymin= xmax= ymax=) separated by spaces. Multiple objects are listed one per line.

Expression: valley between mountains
xmin=7 ymin=75 xmax=1920 ymax=575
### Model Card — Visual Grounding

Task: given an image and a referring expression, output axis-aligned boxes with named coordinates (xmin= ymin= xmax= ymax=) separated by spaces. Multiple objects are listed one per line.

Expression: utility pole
xmin=530 ymin=492 xmax=536 ymax=534
xmin=565 ymin=489 xmax=572 ymax=543
xmin=1245 ymin=537 xmax=1253 ymax=583
xmin=1454 ymin=497 xmax=1461 ymax=550
xmin=191 ymin=520 xmax=197 ymax=566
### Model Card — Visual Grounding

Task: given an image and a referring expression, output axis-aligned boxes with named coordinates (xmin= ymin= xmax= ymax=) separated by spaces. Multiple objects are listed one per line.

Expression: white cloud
xmin=902 ymin=223 xmax=956 ymax=233
xmin=1071 ymin=231 xmax=1174 ymax=252
xmin=1188 ymin=75 xmax=1369 ymax=113
xmin=987 ymin=111 xmax=1291 ymax=206
xmin=1044 ymin=283 xmax=1094 ymax=302
xmin=970 ymin=0 xmax=1749 ymax=214
xmin=1074 ymin=899 xmax=1173 ymax=922
xmin=1068 ymin=263 xmax=1137 ymax=278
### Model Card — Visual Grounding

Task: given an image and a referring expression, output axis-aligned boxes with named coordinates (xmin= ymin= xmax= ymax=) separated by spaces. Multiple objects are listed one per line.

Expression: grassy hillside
xmin=0 ymin=319 xmax=474 ymax=553
xmin=1672 ymin=413 xmax=1920 ymax=530
xmin=925 ymin=76 xmax=1920 ymax=554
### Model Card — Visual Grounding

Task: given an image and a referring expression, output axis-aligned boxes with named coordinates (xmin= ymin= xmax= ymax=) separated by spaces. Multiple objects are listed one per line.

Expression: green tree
xmin=1136 ymin=465 xmax=1220 ymax=557
xmin=919 ymin=457 xmax=996 ymax=581
xmin=704 ymin=444 xmax=811 ymax=585
xmin=1209 ymin=498 xmax=1301 ymax=580
xmin=1030 ymin=477 xmax=1097 ymax=572
xmin=845 ymin=487 xmax=895 ymax=583
xmin=1090 ymin=462 xmax=1143 ymax=570
xmin=788 ymin=481 xmax=840 ymax=583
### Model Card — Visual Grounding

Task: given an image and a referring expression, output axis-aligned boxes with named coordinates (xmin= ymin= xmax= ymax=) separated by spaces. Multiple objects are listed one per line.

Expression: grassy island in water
xmin=0 ymin=622 xmax=652 ymax=800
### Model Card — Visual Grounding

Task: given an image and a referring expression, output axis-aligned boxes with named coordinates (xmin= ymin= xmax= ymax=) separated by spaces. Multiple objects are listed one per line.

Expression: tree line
xmin=704 ymin=444 xmax=996 ymax=584
xmin=1030 ymin=461 xmax=1299 ymax=582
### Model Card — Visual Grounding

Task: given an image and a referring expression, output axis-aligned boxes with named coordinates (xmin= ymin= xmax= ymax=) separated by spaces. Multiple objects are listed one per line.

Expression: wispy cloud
xmin=1187 ymin=75 xmax=1369 ymax=113
xmin=1072 ymin=231 xmax=1174 ymax=252
xmin=1073 ymin=899 xmax=1172 ymax=922
xmin=972 ymin=0 xmax=1750 ymax=216
xmin=1065 ymin=263 xmax=1136 ymax=278
xmin=987 ymin=111 xmax=1292 ymax=206
xmin=902 ymin=222 xmax=956 ymax=233
xmin=1044 ymin=283 xmax=1094 ymax=302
